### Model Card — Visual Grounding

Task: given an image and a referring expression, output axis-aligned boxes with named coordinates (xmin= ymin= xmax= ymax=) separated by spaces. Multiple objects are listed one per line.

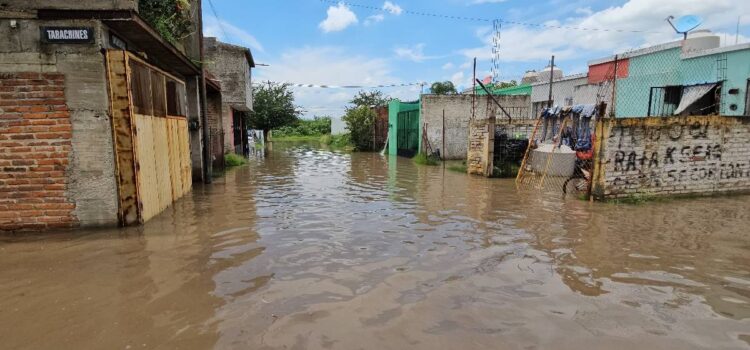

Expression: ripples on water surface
xmin=1 ymin=142 xmax=749 ymax=349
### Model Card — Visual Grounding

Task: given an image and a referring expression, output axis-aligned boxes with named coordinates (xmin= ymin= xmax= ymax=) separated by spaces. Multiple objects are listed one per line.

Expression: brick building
xmin=203 ymin=37 xmax=255 ymax=160
xmin=0 ymin=1 xmax=219 ymax=231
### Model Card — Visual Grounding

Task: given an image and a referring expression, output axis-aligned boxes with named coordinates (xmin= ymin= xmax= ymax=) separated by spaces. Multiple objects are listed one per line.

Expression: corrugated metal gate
xmin=397 ymin=110 xmax=419 ymax=157
xmin=106 ymin=50 xmax=192 ymax=225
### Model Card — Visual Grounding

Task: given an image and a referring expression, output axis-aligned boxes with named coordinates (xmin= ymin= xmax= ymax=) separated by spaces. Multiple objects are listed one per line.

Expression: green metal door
xmin=396 ymin=110 xmax=419 ymax=157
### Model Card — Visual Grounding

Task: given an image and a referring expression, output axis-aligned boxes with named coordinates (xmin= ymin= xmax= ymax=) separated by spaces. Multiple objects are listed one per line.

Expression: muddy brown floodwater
xmin=1 ymin=142 xmax=750 ymax=349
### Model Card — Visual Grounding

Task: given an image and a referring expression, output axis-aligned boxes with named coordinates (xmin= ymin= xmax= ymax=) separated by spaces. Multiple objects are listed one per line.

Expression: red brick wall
xmin=207 ymin=90 xmax=224 ymax=169
xmin=0 ymin=72 xmax=78 ymax=231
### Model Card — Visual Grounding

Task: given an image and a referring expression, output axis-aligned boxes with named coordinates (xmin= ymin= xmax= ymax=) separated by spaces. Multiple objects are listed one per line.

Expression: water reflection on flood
xmin=1 ymin=142 xmax=749 ymax=349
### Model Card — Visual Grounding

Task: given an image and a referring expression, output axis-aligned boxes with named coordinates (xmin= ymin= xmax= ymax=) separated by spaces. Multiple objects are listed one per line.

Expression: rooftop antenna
xmin=666 ymin=15 xmax=703 ymax=40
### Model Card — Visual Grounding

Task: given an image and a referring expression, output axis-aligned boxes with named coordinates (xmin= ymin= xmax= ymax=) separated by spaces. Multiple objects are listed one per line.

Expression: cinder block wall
xmin=0 ymin=72 xmax=78 ymax=230
xmin=421 ymin=94 xmax=529 ymax=160
xmin=592 ymin=115 xmax=750 ymax=199
xmin=203 ymin=38 xmax=252 ymax=154
xmin=467 ymin=117 xmax=495 ymax=176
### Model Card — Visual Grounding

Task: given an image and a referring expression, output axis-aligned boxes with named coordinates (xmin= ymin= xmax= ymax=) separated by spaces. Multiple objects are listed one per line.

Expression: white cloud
xmin=574 ymin=7 xmax=593 ymax=16
xmin=319 ymin=3 xmax=358 ymax=33
xmin=442 ymin=62 xmax=455 ymax=70
xmin=364 ymin=14 xmax=385 ymax=26
xmin=394 ymin=43 xmax=440 ymax=62
xmin=450 ymin=71 xmax=466 ymax=87
xmin=203 ymin=16 xmax=264 ymax=53
xmin=383 ymin=1 xmax=403 ymax=15
xmin=460 ymin=0 xmax=750 ymax=63
xmin=256 ymin=47 xmax=419 ymax=118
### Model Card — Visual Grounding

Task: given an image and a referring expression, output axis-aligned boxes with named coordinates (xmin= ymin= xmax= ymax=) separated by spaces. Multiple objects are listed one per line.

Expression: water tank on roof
xmin=521 ymin=70 xmax=539 ymax=84
xmin=682 ymin=30 xmax=720 ymax=53
xmin=541 ymin=65 xmax=563 ymax=80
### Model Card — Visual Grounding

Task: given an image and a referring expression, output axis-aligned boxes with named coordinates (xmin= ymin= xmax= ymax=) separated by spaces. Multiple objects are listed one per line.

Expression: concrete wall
xmin=591 ymin=115 xmax=750 ymax=200
xmin=530 ymin=75 xmax=589 ymax=117
xmin=0 ymin=18 xmax=118 ymax=227
xmin=420 ymin=94 xmax=529 ymax=160
xmin=186 ymin=76 xmax=203 ymax=181
xmin=331 ymin=116 xmax=347 ymax=135
xmin=531 ymin=75 xmax=588 ymax=103
xmin=615 ymin=45 xmax=750 ymax=117
xmin=0 ymin=0 xmax=137 ymax=11
xmin=204 ymin=38 xmax=253 ymax=154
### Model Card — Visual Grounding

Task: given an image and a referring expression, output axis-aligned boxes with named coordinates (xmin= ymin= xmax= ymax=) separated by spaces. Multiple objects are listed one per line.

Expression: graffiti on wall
xmin=606 ymin=119 xmax=750 ymax=189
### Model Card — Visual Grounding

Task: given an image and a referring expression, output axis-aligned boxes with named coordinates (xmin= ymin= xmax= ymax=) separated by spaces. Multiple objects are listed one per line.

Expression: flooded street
xmin=1 ymin=142 xmax=749 ymax=349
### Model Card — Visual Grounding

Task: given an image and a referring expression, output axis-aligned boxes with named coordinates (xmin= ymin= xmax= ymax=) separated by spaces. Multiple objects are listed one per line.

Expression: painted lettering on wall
xmin=605 ymin=118 xmax=750 ymax=192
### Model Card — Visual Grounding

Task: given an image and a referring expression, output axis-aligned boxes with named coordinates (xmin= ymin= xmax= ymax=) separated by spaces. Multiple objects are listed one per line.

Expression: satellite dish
xmin=667 ymin=15 xmax=703 ymax=40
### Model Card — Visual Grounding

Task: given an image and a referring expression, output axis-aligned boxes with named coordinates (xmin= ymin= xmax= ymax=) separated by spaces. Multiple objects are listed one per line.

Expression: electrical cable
xmin=254 ymin=81 xmax=427 ymax=89
xmin=318 ymin=0 xmax=665 ymax=34
xmin=207 ymin=0 xmax=230 ymax=40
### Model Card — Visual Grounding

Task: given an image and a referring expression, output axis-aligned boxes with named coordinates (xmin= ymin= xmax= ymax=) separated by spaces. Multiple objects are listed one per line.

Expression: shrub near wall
xmin=0 ymin=72 xmax=77 ymax=231
xmin=591 ymin=115 xmax=750 ymax=200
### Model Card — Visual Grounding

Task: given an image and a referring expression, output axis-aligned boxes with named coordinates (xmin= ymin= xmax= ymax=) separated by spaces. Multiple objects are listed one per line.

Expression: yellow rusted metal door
xmin=106 ymin=50 xmax=193 ymax=225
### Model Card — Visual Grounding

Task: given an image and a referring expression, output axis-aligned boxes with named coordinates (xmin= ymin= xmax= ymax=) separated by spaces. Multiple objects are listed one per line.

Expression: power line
xmin=318 ymin=0 xmax=663 ymax=34
xmin=320 ymin=0 xmax=490 ymax=22
xmin=207 ymin=0 xmax=230 ymax=40
xmin=254 ymin=81 xmax=426 ymax=89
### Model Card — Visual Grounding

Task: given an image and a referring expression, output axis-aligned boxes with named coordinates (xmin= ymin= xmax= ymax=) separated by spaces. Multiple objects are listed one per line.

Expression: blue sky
xmin=203 ymin=0 xmax=749 ymax=118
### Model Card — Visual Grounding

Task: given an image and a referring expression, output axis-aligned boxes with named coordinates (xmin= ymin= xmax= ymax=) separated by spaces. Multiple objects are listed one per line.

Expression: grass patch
xmin=320 ymin=133 xmax=354 ymax=150
xmin=447 ymin=162 xmax=467 ymax=173
xmin=319 ymin=134 xmax=332 ymax=145
xmin=413 ymin=153 xmax=440 ymax=166
xmin=224 ymin=153 xmax=248 ymax=167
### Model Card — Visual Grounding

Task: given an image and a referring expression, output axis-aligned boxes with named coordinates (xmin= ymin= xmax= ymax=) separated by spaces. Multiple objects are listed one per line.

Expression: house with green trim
xmin=387 ymin=99 xmax=421 ymax=157
xmin=471 ymin=83 xmax=532 ymax=96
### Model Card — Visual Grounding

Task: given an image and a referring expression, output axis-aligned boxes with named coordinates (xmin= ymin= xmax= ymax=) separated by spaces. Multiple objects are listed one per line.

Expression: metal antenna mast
xmin=491 ymin=19 xmax=501 ymax=84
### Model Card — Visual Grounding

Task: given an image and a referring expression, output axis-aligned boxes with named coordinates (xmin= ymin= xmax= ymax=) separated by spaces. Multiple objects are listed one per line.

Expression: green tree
xmin=342 ymin=106 xmax=376 ymax=151
xmin=497 ymin=80 xmax=518 ymax=89
xmin=430 ymin=81 xmax=457 ymax=95
xmin=349 ymin=90 xmax=390 ymax=108
xmin=139 ymin=0 xmax=194 ymax=44
xmin=248 ymin=82 xmax=301 ymax=141
xmin=273 ymin=116 xmax=331 ymax=137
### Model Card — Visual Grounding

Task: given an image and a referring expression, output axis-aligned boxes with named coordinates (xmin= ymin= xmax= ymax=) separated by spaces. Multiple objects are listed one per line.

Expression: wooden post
xmin=442 ymin=109 xmax=445 ymax=165
xmin=472 ymin=57 xmax=477 ymax=120
xmin=515 ymin=117 xmax=543 ymax=186
xmin=547 ymin=55 xmax=555 ymax=108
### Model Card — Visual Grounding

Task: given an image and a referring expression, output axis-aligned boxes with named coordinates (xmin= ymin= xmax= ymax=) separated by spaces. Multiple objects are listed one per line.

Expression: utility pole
xmin=442 ymin=109 xmax=446 ymax=167
xmin=611 ymin=55 xmax=618 ymax=119
xmin=472 ymin=57 xmax=477 ymax=120
xmin=197 ymin=0 xmax=212 ymax=184
xmin=547 ymin=55 xmax=555 ymax=108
